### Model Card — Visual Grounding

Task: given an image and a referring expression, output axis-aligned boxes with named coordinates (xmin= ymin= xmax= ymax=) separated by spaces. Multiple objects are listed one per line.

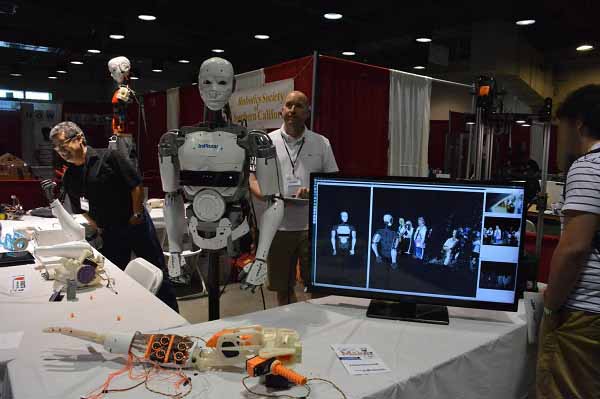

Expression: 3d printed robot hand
xmin=40 ymin=179 xmax=57 ymax=203
xmin=239 ymin=258 xmax=268 ymax=292
xmin=167 ymin=252 xmax=189 ymax=284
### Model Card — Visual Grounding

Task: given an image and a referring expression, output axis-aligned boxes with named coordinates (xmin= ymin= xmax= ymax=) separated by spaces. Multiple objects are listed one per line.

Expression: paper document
xmin=331 ymin=344 xmax=390 ymax=376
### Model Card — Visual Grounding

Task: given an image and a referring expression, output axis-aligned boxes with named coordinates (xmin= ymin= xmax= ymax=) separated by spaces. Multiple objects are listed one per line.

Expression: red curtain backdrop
xmin=264 ymin=55 xmax=313 ymax=100
xmin=62 ymin=103 xmax=112 ymax=149
xmin=313 ymin=56 xmax=390 ymax=176
xmin=0 ymin=179 xmax=46 ymax=209
xmin=0 ymin=110 xmax=21 ymax=157
xmin=139 ymin=92 xmax=166 ymax=176
xmin=429 ymin=121 xmax=448 ymax=170
xmin=179 ymin=85 xmax=205 ymax=126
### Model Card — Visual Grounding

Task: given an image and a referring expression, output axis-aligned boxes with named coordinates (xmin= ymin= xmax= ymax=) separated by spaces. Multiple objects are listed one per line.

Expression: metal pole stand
xmin=207 ymin=250 xmax=220 ymax=320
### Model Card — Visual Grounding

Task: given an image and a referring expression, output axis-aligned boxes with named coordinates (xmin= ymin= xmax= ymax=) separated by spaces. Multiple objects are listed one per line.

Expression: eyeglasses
xmin=53 ymin=135 xmax=78 ymax=152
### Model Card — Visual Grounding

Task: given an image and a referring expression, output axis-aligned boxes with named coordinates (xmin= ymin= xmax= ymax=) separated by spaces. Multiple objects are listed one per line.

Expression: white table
xmin=0 ymin=218 xmax=188 ymax=399
xmin=6 ymin=296 xmax=533 ymax=399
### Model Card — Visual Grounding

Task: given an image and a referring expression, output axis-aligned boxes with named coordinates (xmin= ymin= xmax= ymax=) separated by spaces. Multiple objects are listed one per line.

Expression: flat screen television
xmin=309 ymin=175 xmax=526 ymax=325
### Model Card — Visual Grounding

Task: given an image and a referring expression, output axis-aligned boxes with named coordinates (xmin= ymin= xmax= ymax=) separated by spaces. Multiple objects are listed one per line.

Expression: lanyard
xmin=281 ymin=134 xmax=305 ymax=175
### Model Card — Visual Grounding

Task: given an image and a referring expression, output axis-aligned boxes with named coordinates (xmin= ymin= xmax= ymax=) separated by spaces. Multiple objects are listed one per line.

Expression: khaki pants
xmin=267 ymin=230 xmax=309 ymax=292
xmin=536 ymin=309 xmax=600 ymax=399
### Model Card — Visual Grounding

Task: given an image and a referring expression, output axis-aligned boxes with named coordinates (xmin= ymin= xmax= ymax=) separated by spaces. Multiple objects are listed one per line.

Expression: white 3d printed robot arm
xmin=158 ymin=130 xmax=187 ymax=279
xmin=40 ymin=179 xmax=85 ymax=242
xmin=239 ymin=131 xmax=284 ymax=290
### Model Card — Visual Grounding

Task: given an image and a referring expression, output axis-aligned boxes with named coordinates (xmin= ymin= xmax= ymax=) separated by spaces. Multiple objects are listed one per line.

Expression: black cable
xmin=260 ymin=286 xmax=267 ymax=310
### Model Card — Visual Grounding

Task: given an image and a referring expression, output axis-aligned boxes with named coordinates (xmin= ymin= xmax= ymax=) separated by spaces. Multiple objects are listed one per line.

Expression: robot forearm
xmin=49 ymin=199 xmax=85 ymax=242
xmin=163 ymin=192 xmax=186 ymax=254
xmin=255 ymin=197 xmax=284 ymax=261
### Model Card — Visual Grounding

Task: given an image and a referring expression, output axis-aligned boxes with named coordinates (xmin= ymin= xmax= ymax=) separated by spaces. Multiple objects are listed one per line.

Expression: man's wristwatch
xmin=133 ymin=212 xmax=143 ymax=219
xmin=544 ymin=306 xmax=556 ymax=316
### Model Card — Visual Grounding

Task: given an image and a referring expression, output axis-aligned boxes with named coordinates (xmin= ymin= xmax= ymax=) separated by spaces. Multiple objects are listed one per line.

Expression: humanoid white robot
xmin=107 ymin=56 xmax=138 ymax=170
xmin=331 ymin=211 xmax=356 ymax=255
xmin=159 ymin=57 xmax=284 ymax=295
xmin=371 ymin=214 xmax=397 ymax=268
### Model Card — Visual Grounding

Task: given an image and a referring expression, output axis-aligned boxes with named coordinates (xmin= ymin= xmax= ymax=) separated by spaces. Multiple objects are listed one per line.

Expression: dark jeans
xmin=100 ymin=210 xmax=179 ymax=312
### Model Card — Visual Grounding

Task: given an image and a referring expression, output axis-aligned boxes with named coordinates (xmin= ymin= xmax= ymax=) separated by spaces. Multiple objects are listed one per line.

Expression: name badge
xmin=80 ymin=197 xmax=89 ymax=212
xmin=285 ymin=176 xmax=302 ymax=197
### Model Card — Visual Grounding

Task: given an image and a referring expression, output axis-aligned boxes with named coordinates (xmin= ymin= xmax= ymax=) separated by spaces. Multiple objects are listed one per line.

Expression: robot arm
xmin=158 ymin=130 xmax=187 ymax=281
xmin=40 ymin=179 xmax=85 ymax=242
xmin=351 ymin=229 xmax=357 ymax=255
xmin=331 ymin=229 xmax=336 ymax=255
xmin=371 ymin=233 xmax=381 ymax=258
xmin=239 ymin=131 xmax=284 ymax=291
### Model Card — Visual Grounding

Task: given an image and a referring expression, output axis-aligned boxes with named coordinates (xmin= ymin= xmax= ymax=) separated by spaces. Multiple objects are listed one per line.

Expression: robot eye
xmin=218 ymin=80 xmax=227 ymax=85
xmin=203 ymin=80 xmax=211 ymax=85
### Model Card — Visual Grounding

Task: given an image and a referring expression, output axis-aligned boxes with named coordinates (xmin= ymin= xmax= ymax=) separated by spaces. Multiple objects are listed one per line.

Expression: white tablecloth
xmin=0 ymin=218 xmax=188 ymax=399
xmin=5 ymin=295 xmax=532 ymax=399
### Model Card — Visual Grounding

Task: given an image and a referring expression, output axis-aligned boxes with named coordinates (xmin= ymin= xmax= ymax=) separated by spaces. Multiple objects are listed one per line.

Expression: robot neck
xmin=204 ymin=108 xmax=230 ymax=128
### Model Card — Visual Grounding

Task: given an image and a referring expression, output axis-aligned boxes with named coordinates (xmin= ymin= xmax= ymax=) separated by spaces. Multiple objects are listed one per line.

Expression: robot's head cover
xmin=340 ymin=211 xmax=348 ymax=223
xmin=383 ymin=214 xmax=393 ymax=226
xmin=198 ymin=57 xmax=234 ymax=111
xmin=108 ymin=56 xmax=131 ymax=84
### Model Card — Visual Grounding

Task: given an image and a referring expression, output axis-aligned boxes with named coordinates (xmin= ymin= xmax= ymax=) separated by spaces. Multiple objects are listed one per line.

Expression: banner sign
xmin=229 ymin=79 xmax=294 ymax=130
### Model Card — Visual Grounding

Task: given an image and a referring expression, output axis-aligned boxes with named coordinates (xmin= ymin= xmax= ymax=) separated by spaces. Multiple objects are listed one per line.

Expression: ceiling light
xmin=516 ymin=19 xmax=536 ymax=26
xmin=413 ymin=65 xmax=426 ymax=70
xmin=254 ymin=34 xmax=270 ymax=40
xmin=57 ymin=69 xmax=67 ymax=74
xmin=211 ymin=49 xmax=225 ymax=53
xmin=152 ymin=68 xmax=163 ymax=73
xmin=109 ymin=34 xmax=125 ymax=40
xmin=138 ymin=14 xmax=156 ymax=21
xmin=466 ymin=121 xmax=475 ymax=125
xmin=522 ymin=123 xmax=531 ymax=127
xmin=192 ymin=82 xmax=198 ymax=85
xmin=87 ymin=48 xmax=101 ymax=54
xmin=70 ymin=60 xmax=84 ymax=65
xmin=416 ymin=37 xmax=432 ymax=43
xmin=324 ymin=13 xmax=343 ymax=20
xmin=515 ymin=119 xmax=526 ymax=124
xmin=9 ymin=72 xmax=22 ymax=77
xmin=48 ymin=75 xmax=58 ymax=80
xmin=178 ymin=59 xmax=190 ymax=64
xmin=130 ymin=76 xmax=139 ymax=80
xmin=342 ymin=51 xmax=356 ymax=56
xmin=577 ymin=44 xmax=594 ymax=52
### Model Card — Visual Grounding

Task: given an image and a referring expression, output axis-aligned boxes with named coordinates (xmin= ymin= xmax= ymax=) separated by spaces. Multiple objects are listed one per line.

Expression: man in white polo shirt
xmin=537 ymin=84 xmax=600 ymax=399
xmin=250 ymin=90 xmax=338 ymax=305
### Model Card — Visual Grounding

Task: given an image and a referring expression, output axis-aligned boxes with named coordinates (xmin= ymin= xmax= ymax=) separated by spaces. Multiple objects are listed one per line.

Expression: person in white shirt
xmin=250 ymin=91 xmax=338 ymax=305
xmin=413 ymin=217 xmax=428 ymax=260
xmin=442 ymin=230 xmax=459 ymax=266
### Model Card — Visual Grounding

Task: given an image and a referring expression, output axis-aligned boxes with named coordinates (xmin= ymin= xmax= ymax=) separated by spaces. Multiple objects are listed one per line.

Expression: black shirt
xmin=64 ymin=146 xmax=142 ymax=228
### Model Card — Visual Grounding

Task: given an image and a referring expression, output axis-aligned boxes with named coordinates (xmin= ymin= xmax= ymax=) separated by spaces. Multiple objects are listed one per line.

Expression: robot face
xmin=340 ymin=211 xmax=348 ymax=223
xmin=383 ymin=214 xmax=393 ymax=226
xmin=108 ymin=56 xmax=131 ymax=84
xmin=198 ymin=57 xmax=234 ymax=111
xmin=418 ymin=217 xmax=425 ymax=226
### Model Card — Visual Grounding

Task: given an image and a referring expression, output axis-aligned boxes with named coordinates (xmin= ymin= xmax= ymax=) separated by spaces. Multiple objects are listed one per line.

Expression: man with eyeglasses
xmin=49 ymin=121 xmax=178 ymax=312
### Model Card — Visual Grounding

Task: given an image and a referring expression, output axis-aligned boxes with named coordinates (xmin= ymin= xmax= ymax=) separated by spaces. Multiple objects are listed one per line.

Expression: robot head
xmin=418 ymin=217 xmax=425 ymax=226
xmin=108 ymin=56 xmax=131 ymax=84
xmin=383 ymin=214 xmax=393 ymax=226
xmin=398 ymin=218 xmax=405 ymax=226
xmin=340 ymin=211 xmax=348 ymax=223
xmin=198 ymin=57 xmax=235 ymax=111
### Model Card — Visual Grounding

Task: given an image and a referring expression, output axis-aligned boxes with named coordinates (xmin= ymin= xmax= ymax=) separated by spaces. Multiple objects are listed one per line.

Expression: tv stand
xmin=367 ymin=299 xmax=449 ymax=325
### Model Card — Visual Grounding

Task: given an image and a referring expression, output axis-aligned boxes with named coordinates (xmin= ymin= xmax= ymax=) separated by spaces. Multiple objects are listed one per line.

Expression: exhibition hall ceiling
xmin=0 ymin=0 xmax=598 ymax=87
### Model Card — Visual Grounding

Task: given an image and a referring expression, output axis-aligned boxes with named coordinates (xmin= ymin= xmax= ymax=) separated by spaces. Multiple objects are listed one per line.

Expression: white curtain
xmin=388 ymin=70 xmax=432 ymax=177
xmin=529 ymin=123 xmax=544 ymax=168
xmin=235 ymin=68 xmax=265 ymax=91
xmin=166 ymin=87 xmax=180 ymax=130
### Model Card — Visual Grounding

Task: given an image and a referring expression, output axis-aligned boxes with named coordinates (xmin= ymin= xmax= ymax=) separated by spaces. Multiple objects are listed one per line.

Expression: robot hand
xmin=40 ymin=179 xmax=57 ymax=203
xmin=239 ymin=258 xmax=267 ymax=292
xmin=350 ymin=249 xmax=355 ymax=256
xmin=332 ymin=249 xmax=337 ymax=256
xmin=167 ymin=253 xmax=189 ymax=284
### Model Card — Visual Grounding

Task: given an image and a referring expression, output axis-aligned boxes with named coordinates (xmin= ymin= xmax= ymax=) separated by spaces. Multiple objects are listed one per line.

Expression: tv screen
xmin=309 ymin=175 xmax=526 ymax=322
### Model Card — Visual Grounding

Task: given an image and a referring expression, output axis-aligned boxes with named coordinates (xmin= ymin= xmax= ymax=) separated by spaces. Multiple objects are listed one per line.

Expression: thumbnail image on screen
xmin=483 ymin=217 xmax=521 ymax=247
xmin=313 ymin=184 xmax=372 ymax=288
xmin=479 ymin=261 xmax=517 ymax=291
xmin=485 ymin=192 xmax=525 ymax=214
xmin=367 ymin=187 xmax=484 ymax=298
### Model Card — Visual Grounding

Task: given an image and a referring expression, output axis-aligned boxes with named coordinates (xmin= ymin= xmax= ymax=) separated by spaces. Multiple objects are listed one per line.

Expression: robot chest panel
xmin=179 ymin=131 xmax=245 ymax=172
xmin=337 ymin=225 xmax=351 ymax=235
